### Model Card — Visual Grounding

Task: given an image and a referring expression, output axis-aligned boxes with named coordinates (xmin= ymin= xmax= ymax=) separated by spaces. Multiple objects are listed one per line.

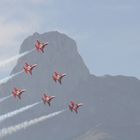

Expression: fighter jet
xmin=42 ymin=93 xmax=55 ymax=106
xmin=12 ymin=88 xmax=26 ymax=99
xmin=52 ymin=72 xmax=66 ymax=84
xmin=69 ymin=101 xmax=83 ymax=114
xmin=23 ymin=63 xmax=37 ymax=75
xmin=35 ymin=40 xmax=48 ymax=53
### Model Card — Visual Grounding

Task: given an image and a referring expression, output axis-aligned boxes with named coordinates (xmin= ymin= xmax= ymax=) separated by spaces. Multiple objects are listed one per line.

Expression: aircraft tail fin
xmin=74 ymin=108 xmax=78 ymax=114
xmin=40 ymin=48 xmax=44 ymax=53
xmin=48 ymin=102 xmax=51 ymax=106
xmin=29 ymin=70 xmax=32 ymax=75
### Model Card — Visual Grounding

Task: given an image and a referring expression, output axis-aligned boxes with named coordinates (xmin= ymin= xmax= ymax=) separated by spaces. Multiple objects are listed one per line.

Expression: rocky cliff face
xmin=0 ymin=31 xmax=140 ymax=140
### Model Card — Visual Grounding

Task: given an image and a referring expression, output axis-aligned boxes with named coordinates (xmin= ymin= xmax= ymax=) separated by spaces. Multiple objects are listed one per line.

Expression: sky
xmin=0 ymin=0 xmax=140 ymax=79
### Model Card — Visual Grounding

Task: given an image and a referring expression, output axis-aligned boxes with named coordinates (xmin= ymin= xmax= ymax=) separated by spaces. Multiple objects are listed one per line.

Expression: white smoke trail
xmin=0 ymin=101 xmax=41 ymax=123
xmin=0 ymin=48 xmax=35 ymax=68
xmin=0 ymin=70 xmax=24 ymax=84
xmin=0 ymin=95 xmax=12 ymax=103
xmin=0 ymin=109 xmax=65 ymax=138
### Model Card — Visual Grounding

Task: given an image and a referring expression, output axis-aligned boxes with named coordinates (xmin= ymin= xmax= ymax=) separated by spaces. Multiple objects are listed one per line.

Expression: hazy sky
xmin=0 ymin=0 xmax=140 ymax=79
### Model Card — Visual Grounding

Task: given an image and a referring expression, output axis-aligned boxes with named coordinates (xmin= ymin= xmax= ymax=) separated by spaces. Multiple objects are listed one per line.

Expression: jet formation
xmin=10 ymin=40 xmax=83 ymax=113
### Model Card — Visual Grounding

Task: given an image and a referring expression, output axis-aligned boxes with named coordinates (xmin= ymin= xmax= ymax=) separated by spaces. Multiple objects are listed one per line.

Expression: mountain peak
xmin=0 ymin=32 xmax=140 ymax=140
xmin=20 ymin=31 xmax=77 ymax=53
xmin=11 ymin=31 xmax=90 ymax=84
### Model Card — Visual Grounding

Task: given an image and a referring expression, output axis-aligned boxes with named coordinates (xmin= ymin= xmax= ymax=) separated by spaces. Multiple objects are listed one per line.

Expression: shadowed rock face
xmin=0 ymin=31 xmax=140 ymax=140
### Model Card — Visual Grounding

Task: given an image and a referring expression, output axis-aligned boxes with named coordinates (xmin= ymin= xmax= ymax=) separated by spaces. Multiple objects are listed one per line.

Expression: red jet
xmin=12 ymin=88 xmax=26 ymax=99
xmin=52 ymin=72 xmax=66 ymax=84
xmin=42 ymin=93 xmax=55 ymax=106
xmin=23 ymin=63 xmax=37 ymax=75
xmin=69 ymin=101 xmax=83 ymax=114
xmin=35 ymin=40 xmax=48 ymax=53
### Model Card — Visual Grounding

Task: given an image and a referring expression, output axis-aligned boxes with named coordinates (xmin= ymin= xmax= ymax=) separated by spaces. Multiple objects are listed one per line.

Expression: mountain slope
xmin=0 ymin=31 xmax=140 ymax=140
